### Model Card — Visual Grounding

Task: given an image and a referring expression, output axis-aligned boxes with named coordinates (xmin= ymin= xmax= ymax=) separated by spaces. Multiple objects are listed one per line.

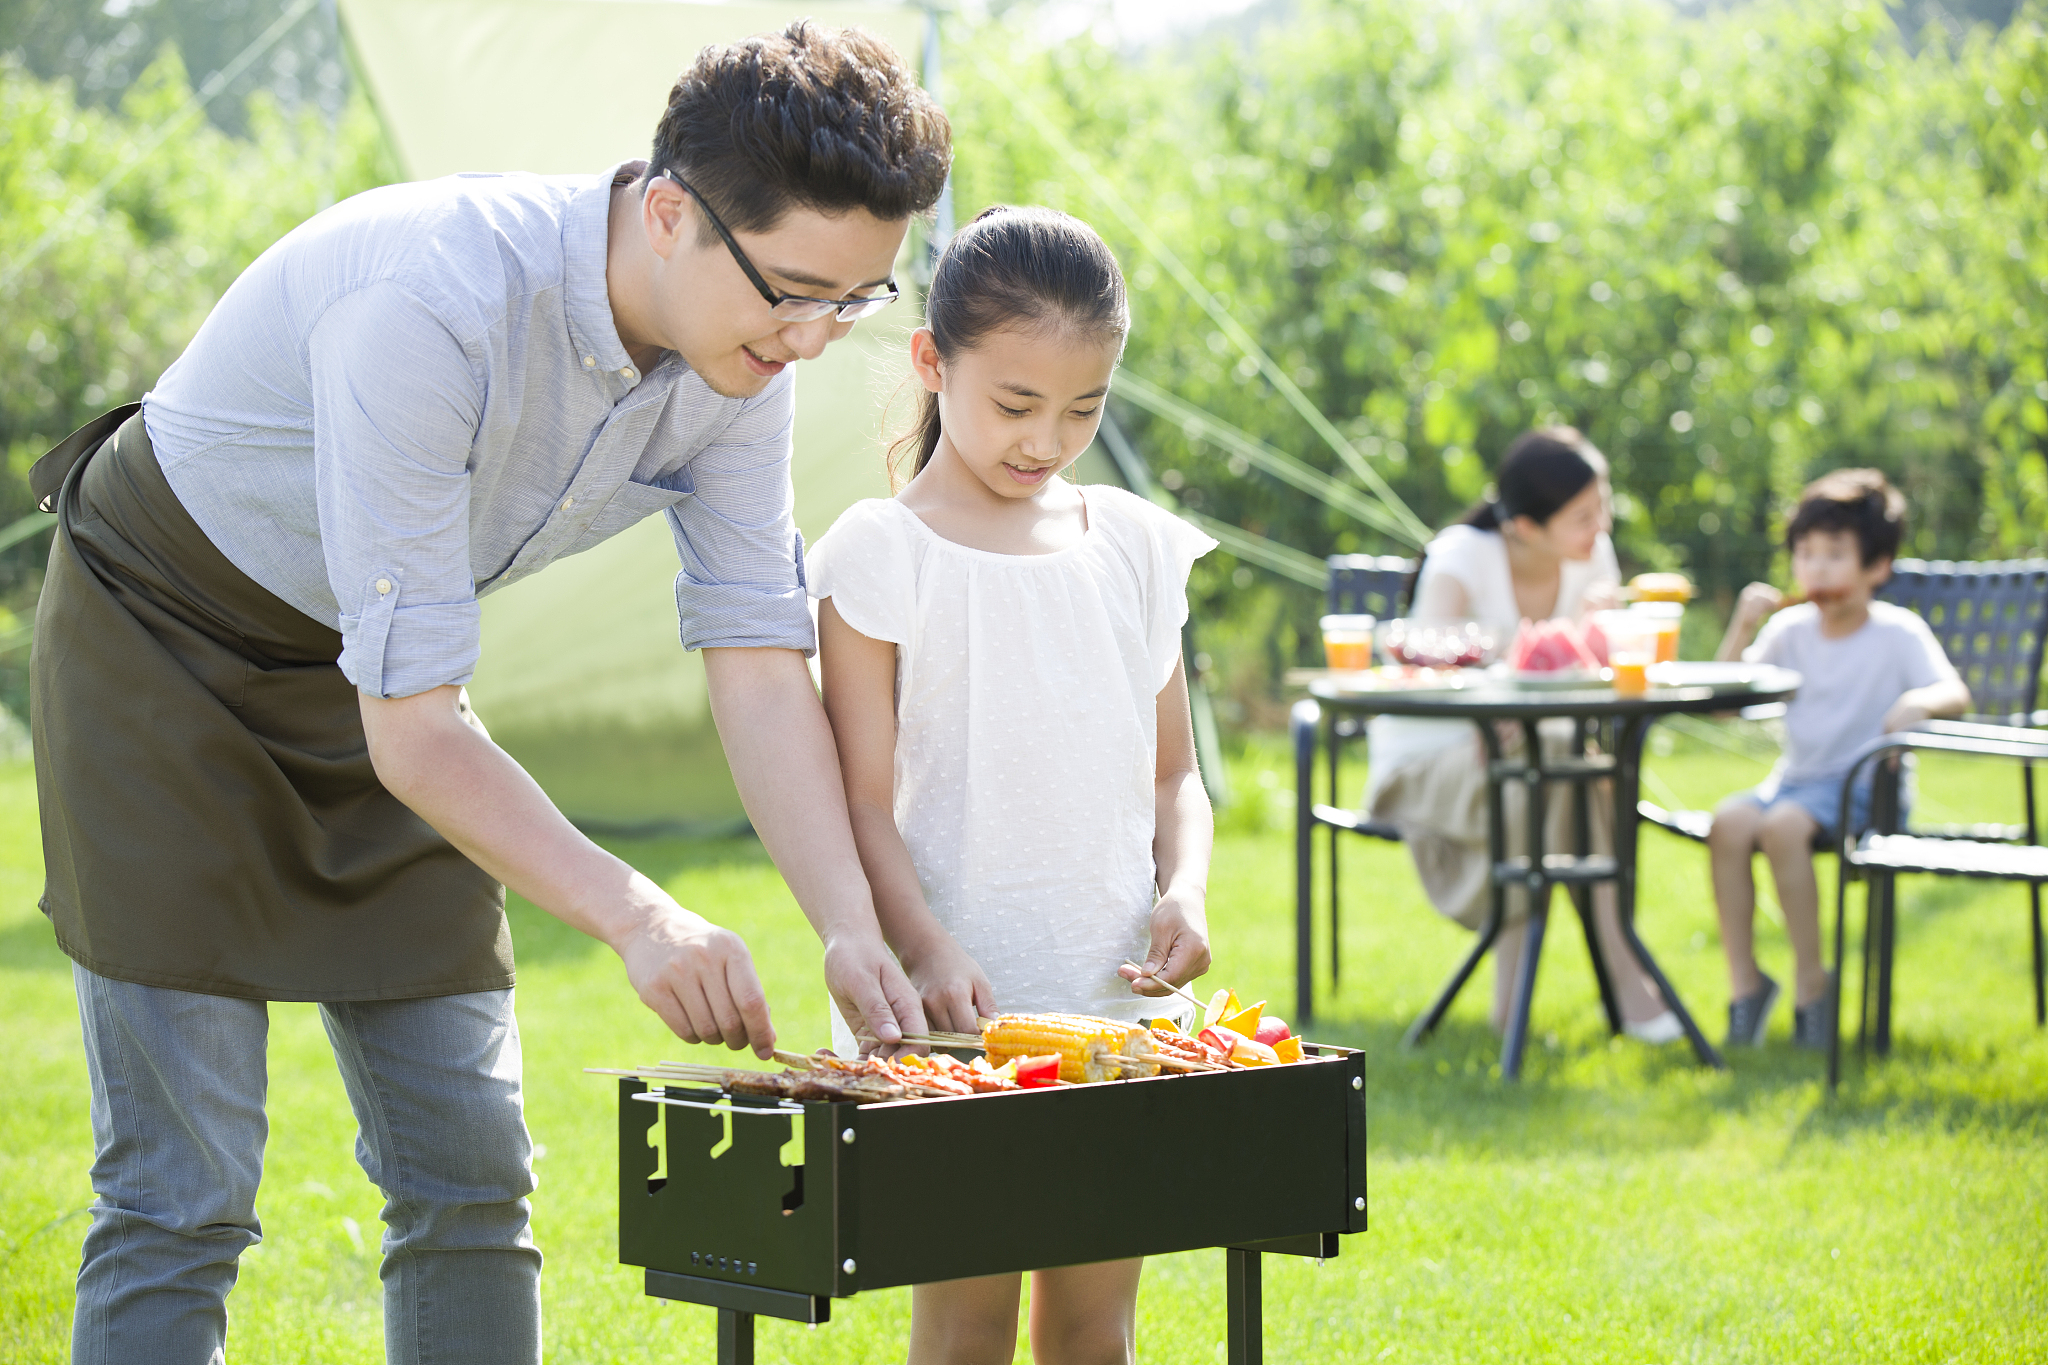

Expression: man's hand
xmin=1121 ymin=888 xmax=1212 ymax=996
xmin=823 ymin=932 xmax=930 ymax=1055
xmin=894 ymin=929 xmax=997 ymax=1037
xmin=360 ymin=684 xmax=778 ymax=1055
xmin=614 ymin=901 xmax=775 ymax=1055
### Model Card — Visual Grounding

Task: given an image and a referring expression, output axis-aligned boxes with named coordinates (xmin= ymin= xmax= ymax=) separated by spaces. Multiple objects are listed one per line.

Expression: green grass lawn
xmin=3 ymin=727 xmax=2045 ymax=1362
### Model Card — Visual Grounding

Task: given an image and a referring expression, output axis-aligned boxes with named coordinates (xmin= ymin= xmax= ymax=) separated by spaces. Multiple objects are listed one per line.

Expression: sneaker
xmin=1792 ymin=981 xmax=1835 ymax=1052
xmin=1623 ymin=1010 xmax=1684 ymax=1044
xmin=1726 ymin=974 xmax=1781 ymax=1048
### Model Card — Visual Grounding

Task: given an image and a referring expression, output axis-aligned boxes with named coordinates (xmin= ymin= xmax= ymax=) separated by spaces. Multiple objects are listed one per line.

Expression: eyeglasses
xmin=664 ymin=172 xmax=900 ymax=323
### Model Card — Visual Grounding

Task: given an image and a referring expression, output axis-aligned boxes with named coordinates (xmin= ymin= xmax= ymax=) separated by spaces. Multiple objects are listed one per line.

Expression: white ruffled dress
xmin=806 ymin=485 xmax=1214 ymax=1050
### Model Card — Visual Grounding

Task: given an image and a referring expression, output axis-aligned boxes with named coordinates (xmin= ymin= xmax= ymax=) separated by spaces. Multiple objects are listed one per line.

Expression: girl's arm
xmin=817 ymin=597 xmax=998 ymax=1038
xmin=1122 ymin=654 xmax=1215 ymax=996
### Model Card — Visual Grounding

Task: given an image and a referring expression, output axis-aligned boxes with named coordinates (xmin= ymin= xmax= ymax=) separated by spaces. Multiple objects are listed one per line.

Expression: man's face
xmin=640 ymin=179 xmax=909 ymax=398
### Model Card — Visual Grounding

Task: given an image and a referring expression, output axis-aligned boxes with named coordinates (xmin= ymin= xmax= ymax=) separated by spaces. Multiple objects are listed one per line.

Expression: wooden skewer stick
xmin=1121 ymin=963 xmax=1208 ymax=1015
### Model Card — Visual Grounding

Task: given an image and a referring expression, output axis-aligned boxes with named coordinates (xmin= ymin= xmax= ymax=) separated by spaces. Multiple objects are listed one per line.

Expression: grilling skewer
xmin=1120 ymin=962 xmax=1209 ymax=1014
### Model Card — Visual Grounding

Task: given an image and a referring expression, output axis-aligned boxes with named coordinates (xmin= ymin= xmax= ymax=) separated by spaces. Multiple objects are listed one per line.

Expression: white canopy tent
xmin=334 ymin=0 xmax=1122 ymax=828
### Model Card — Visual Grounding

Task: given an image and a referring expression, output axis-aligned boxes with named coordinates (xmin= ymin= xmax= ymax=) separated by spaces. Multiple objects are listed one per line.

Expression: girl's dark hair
xmin=1457 ymin=426 xmax=1608 ymax=531
xmin=893 ymin=205 xmax=1130 ymax=479
xmin=1402 ymin=427 xmax=1608 ymax=609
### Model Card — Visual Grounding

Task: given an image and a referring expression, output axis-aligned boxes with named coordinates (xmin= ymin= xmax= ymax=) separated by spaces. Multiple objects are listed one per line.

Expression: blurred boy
xmin=1708 ymin=469 xmax=1971 ymax=1048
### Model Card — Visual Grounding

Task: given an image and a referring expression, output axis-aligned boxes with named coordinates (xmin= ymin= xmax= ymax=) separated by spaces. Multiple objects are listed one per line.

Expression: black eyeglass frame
xmin=663 ymin=171 xmax=901 ymax=323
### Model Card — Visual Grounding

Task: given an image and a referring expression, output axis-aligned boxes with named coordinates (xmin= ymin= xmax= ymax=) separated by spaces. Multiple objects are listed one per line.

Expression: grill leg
xmin=717 ymin=1308 xmax=754 ymax=1365
xmin=1226 ymin=1247 xmax=1262 ymax=1365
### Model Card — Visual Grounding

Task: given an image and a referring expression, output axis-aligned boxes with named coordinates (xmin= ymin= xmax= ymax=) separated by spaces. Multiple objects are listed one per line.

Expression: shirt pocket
xmin=563 ymin=475 xmax=692 ymax=558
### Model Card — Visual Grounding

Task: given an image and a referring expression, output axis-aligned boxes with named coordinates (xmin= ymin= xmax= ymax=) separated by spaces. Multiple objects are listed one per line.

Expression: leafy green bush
xmin=946 ymin=0 xmax=2048 ymax=698
xmin=0 ymin=46 xmax=394 ymax=710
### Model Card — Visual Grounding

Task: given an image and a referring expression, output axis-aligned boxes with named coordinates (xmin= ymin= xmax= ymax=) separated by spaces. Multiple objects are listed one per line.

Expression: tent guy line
xmin=965 ymin=42 xmax=1433 ymax=547
xmin=0 ymin=0 xmax=324 ymax=294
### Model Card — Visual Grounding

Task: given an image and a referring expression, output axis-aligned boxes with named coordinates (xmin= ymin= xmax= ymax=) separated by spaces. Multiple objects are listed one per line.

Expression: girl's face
xmin=1513 ymin=475 xmax=1611 ymax=562
xmin=912 ymin=324 xmax=1122 ymax=500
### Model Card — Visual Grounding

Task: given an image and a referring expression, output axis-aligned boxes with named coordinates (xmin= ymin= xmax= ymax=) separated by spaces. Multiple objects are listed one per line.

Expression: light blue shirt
xmin=143 ymin=161 xmax=812 ymax=699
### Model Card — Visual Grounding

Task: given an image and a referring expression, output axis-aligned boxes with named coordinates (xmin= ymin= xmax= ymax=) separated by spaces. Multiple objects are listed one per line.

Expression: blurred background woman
xmin=1365 ymin=428 xmax=1679 ymax=1041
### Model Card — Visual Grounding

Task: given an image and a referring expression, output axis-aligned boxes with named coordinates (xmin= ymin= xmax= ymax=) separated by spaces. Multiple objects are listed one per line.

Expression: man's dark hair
xmin=649 ymin=22 xmax=952 ymax=240
xmin=1785 ymin=467 xmax=1907 ymax=566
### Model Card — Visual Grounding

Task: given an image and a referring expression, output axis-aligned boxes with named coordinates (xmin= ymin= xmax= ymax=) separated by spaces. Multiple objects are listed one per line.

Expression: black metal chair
xmin=1291 ymin=556 xmax=1415 ymax=1022
xmin=1829 ymin=721 xmax=2048 ymax=1092
xmin=1639 ymin=559 xmax=2048 ymax=843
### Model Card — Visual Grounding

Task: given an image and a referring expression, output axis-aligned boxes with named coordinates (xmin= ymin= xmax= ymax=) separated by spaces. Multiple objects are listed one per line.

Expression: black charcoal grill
xmin=614 ymin=1045 xmax=1366 ymax=1363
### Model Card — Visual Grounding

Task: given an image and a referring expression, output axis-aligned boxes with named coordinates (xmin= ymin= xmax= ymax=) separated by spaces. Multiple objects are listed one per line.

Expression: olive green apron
xmin=30 ymin=408 xmax=511 ymax=1001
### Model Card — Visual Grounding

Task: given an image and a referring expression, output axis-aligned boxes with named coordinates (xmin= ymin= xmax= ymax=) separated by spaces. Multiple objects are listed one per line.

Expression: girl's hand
xmin=1122 ymin=889 xmax=1211 ymax=994
xmin=895 ymin=930 xmax=998 ymax=1037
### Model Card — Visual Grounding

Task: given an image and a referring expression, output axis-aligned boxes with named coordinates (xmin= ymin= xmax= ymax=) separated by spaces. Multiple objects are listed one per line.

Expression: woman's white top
xmin=807 ymin=485 xmax=1214 ymax=1048
xmin=1366 ymin=524 xmax=1619 ymax=789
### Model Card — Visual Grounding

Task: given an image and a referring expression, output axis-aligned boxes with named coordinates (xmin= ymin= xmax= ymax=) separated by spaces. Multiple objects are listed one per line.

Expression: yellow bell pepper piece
xmin=1148 ymin=1016 xmax=1184 ymax=1035
xmin=1219 ymin=1000 xmax=1265 ymax=1039
xmin=1271 ymin=1035 xmax=1304 ymax=1064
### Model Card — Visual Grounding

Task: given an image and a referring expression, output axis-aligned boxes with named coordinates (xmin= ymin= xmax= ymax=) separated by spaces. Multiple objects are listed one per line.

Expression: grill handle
xmin=630 ymin=1092 xmax=803 ymax=1116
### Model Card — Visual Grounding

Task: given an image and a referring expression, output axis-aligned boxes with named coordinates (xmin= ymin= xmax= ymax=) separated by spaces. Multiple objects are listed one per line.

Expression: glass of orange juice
xmin=1633 ymin=601 xmax=1684 ymax=663
xmin=1320 ymin=614 xmax=1377 ymax=672
xmin=1602 ymin=614 xmax=1657 ymax=697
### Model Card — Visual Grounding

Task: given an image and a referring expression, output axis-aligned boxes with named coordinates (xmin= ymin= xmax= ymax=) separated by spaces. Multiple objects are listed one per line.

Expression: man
xmin=32 ymin=23 xmax=947 ymax=1363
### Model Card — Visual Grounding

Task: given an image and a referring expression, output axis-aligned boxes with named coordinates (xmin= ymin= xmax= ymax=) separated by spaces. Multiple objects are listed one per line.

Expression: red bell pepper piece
xmin=1014 ymin=1054 xmax=1062 ymax=1088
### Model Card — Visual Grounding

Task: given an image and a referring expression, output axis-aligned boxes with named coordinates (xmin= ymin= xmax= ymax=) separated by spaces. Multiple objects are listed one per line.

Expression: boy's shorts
xmin=1736 ymin=771 xmax=1901 ymax=843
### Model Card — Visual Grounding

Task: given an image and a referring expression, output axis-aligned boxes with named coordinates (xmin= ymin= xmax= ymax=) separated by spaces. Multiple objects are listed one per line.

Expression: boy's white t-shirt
xmin=1366 ymin=523 xmax=1620 ymax=785
xmin=1743 ymin=600 xmax=1959 ymax=785
xmin=806 ymin=486 xmax=1214 ymax=1053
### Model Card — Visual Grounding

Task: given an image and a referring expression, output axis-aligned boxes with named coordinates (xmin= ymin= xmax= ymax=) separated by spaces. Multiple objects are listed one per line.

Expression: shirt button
xmin=620 ymin=367 xmax=635 ymax=379
xmin=561 ymin=496 xmax=575 ymax=510
xmin=375 ymin=578 xmax=392 ymax=595
xmin=583 ymin=356 xmax=596 ymax=368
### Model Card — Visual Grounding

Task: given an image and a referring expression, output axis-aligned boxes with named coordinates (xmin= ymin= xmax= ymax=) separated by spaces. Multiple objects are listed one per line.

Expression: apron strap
xmin=32 ymin=402 xmax=142 ymax=512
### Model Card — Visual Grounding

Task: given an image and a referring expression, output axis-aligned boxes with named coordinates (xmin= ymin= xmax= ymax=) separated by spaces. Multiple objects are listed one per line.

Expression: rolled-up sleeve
xmin=668 ymin=370 xmax=815 ymax=654
xmin=307 ymin=282 xmax=483 ymax=698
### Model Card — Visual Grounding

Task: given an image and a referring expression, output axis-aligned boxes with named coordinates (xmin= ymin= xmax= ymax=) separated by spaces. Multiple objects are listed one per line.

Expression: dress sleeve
xmin=805 ymin=501 xmax=916 ymax=646
xmin=1131 ymin=495 xmax=1217 ymax=691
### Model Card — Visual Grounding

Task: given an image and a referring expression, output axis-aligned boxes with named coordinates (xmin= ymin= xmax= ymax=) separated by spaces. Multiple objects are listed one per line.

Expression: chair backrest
xmin=1327 ymin=554 xmax=1418 ymax=620
xmin=1879 ymin=559 xmax=2048 ymax=724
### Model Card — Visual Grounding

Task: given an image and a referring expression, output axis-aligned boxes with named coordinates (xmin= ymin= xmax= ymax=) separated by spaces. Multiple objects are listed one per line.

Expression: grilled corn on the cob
xmin=980 ymin=1013 xmax=1161 ymax=1082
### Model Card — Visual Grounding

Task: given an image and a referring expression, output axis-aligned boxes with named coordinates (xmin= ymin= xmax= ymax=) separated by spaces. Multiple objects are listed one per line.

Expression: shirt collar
xmin=562 ymin=160 xmax=657 ymax=387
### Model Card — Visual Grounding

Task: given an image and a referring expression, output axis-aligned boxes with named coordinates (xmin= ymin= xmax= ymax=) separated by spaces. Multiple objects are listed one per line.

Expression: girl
xmin=1366 ymin=428 xmax=1680 ymax=1041
xmin=807 ymin=205 xmax=1214 ymax=1365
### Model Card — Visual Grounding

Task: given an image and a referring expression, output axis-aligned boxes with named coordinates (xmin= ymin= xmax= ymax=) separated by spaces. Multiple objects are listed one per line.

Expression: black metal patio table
xmin=1297 ymin=662 xmax=1801 ymax=1079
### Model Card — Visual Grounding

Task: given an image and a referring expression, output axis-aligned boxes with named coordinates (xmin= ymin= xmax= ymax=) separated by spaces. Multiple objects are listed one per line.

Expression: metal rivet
xmin=748 ymin=1261 xmax=758 ymax=1275
xmin=841 ymin=1128 xmax=856 ymax=1145
xmin=842 ymin=1258 xmax=857 ymax=1274
xmin=1354 ymin=1197 xmax=1366 ymax=1211
xmin=691 ymin=1252 xmax=700 ymax=1265
xmin=1351 ymin=1076 xmax=1363 ymax=1091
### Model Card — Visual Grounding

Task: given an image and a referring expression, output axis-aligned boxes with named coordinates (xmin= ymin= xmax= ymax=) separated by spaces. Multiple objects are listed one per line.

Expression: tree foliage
xmin=946 ymin=0 xmax=2048 ymax=706
xmin=0 ymin=47 xmax=393 ymax=710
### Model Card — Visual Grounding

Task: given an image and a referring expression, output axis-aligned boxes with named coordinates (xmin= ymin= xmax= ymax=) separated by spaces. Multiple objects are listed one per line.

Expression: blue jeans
xmin=71 ymin=964 xmax=542 ymax=1365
